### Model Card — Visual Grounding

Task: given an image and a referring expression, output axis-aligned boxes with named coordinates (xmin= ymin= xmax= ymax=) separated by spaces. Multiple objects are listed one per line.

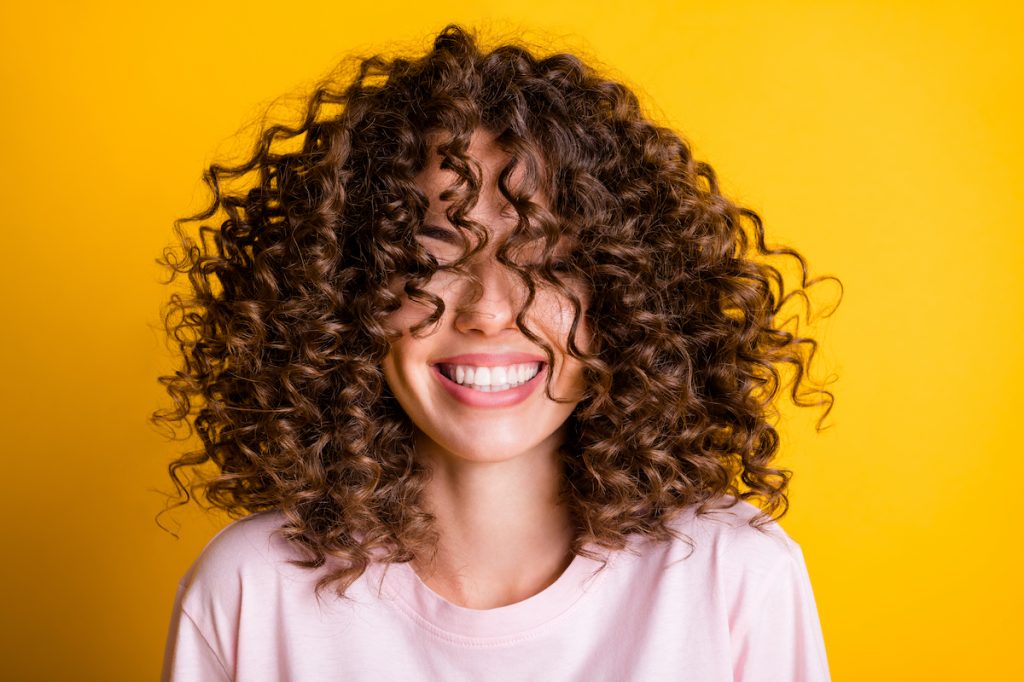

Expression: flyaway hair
xmin=152 ymin=24 xmax=841 ymax=601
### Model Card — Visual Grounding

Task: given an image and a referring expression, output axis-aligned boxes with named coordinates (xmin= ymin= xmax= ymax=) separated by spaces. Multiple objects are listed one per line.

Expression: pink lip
xmin=432 ymin=363 xmax=546 ymax=408
xmin=431 ymin=352 xmax=547 ymax=367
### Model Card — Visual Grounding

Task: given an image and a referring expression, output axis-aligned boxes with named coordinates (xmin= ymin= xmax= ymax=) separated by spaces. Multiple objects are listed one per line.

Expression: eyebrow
xmin=417 ymin=224 xmax=463 ymax=245
xmin=416 ymin=222 xmax=574 ymax=253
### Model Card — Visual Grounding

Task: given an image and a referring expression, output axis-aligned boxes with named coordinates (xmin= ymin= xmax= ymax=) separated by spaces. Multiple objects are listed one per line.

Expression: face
xmin=382 ymin=130 xmax=590 ymax=467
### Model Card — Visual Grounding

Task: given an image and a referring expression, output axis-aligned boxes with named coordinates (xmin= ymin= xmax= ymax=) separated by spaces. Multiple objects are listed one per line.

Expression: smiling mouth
xmin=436 ymin=361 xmax=544 ymax=392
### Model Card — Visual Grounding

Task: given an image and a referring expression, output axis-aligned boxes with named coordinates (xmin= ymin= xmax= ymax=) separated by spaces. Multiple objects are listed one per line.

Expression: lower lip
xmin=432 ymin=365 xmax=546 ymax=408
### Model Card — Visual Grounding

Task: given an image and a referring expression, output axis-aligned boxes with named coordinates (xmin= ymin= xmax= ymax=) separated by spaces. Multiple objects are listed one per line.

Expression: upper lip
xmin=431 ymin=352 xmax=547 ymax=366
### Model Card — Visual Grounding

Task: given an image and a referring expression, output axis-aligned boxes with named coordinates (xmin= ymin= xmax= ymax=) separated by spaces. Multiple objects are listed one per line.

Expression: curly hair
xmin=153 ymin=24 xmax=840 ymax=602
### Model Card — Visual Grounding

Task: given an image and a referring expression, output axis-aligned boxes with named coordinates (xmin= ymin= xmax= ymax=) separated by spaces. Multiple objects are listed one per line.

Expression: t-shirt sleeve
xmin=161 ymin=580 xmax=233 ymax=682
xmin=729 ymin=539 xmax=831 ymax=682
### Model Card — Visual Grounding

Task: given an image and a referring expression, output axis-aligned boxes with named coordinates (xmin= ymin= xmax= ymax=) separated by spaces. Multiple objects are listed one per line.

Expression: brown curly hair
xmin=152 ymin=24 xmax=840 ymax=602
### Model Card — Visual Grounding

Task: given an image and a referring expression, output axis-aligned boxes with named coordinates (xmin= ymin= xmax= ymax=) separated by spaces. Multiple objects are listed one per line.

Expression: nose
xmin=453 ymin=256 xmax=522 ymax=336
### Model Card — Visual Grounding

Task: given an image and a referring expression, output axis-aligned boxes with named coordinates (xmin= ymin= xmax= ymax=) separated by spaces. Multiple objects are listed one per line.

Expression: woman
xmin=157 ymin=24 xmax=837 ymax=681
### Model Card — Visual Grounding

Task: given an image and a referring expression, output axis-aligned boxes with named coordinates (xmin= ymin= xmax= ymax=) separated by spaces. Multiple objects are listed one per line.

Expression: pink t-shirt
xmin=161 ymin=499 xmax=830 ymax=681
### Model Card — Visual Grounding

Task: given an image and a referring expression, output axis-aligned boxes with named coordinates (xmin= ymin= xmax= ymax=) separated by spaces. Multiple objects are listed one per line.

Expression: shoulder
xmin=180 ymin=510 xmax=290 ymax=580
xmin=665 ymin=496 xmax=805 ymax=582
xmin=176 ymin=509 xmax=307 ymax=611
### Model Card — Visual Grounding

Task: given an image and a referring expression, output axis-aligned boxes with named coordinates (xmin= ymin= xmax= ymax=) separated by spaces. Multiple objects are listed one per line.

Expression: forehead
xmin=413 ymin=128 xmax=551 ymax=213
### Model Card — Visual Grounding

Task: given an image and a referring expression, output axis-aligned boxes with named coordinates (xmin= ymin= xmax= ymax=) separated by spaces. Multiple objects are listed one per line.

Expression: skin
xmin=381 ymin=129 xmax=590 ymax=609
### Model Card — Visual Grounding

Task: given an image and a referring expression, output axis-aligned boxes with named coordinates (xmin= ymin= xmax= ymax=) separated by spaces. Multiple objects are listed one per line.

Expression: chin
xmin=419 ymin=435 xmax=549 ymax=465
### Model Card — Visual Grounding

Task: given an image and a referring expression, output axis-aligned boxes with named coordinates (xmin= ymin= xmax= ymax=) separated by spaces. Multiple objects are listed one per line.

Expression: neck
xmin=410 ymin=430 xmax=576 ymax=609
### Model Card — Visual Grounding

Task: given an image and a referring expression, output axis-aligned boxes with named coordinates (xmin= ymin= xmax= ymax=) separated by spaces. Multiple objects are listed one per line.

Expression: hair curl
xmin=152 ymin=24 xmax=841 ymax=602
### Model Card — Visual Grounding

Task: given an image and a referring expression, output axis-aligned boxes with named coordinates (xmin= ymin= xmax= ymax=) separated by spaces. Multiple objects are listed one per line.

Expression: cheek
xmin=384 ymin=301 xmax=418 ymax=338
xmin=384 ymin=275 xmax=446 ymax=335
xmin=528 ymin=289 xmax=590 ymax=356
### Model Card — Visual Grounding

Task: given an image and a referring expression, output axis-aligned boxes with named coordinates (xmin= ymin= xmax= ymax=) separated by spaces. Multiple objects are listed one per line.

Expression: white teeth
xmin=439 ymin=362 xmax=542 ymax=391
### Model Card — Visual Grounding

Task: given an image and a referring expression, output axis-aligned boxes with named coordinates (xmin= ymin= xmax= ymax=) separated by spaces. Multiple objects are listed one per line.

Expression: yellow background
xmin=1 ymin=1 xmax=1020 ymax=679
